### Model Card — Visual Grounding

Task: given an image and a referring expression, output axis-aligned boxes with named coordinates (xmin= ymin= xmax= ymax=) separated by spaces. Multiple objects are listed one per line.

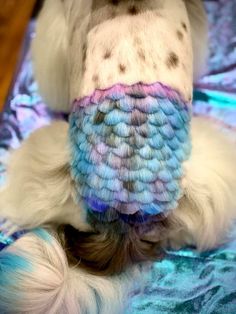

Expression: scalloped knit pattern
xmin=69 ymin=82 xmax=191 ymax=222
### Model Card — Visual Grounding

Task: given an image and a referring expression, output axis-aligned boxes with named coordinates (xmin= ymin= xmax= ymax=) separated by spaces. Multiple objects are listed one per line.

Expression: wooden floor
xmin=0 ymin=0 xmax=36 ymax=111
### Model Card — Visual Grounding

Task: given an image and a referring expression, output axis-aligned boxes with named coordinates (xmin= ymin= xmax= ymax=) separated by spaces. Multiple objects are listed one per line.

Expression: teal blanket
xmin=129 ymin=228 xmax=236 ymax=313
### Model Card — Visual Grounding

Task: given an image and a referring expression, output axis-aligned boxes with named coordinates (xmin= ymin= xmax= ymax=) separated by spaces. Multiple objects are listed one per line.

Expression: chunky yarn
xmin=69 ymin=82 xmax=191 ymax=223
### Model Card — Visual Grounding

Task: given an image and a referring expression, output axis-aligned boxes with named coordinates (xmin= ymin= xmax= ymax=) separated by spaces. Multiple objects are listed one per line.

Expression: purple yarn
xmin=69 ymin=82 xmax=191 ymax=223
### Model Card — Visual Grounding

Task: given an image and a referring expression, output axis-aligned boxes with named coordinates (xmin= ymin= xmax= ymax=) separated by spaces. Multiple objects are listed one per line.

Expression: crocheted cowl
xmin=69 ymin=82 xmax=191 ymax=224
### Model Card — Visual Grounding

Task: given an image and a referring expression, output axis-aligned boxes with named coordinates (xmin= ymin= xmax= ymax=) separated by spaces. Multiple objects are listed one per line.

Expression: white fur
xmin=32 ymin=0 xmax=207 ymax=112
xmin=0 ymin=122 xmax=90 ymax=232
xmin=167 ymin=118 xmax=236 ymax=250
xmin=1 ymin=230 xmax=139 ymax=313
xmin=76 ymin=0 xmax=193 ymax=101
xmin=31 ymin=0 xmax=70 ymax=112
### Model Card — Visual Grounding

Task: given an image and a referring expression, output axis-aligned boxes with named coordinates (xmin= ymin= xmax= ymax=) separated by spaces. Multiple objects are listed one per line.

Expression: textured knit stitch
xmin=70 ymin=82 xmax=191 ymax=223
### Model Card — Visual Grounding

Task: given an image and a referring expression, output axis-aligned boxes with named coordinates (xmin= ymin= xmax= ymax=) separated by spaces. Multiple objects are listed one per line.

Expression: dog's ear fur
xmin=31 ymin=0 xmax=93 ymax=112
xmin=167 ymin=118 xmax=236 ymax=250
xmin=0 ymin=121 xmax=90 ymax=232
xmin=31 ymin=0 xmax=70 ymax=112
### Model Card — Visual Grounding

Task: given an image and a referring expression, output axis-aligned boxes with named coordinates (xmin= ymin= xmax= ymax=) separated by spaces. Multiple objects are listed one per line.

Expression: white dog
xmin=1 ymin=1 xmax=236 ymax=313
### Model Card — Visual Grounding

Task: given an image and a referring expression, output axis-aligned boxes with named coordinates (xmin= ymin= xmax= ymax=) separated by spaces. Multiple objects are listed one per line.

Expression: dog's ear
xmin=168 ymin=117 xmax=236 ymax=250
xmin=32 ymin=0 xmax=69 ymax=112
xmin=0 ymin=121 xmax=90 ymax=232
xmin=32 ymin=0 xmax=94 ymax=112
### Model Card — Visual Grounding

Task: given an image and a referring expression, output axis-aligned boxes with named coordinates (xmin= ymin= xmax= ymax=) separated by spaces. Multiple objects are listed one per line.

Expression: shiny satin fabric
xmin=0 ymin=1 xmax=236 ymax=312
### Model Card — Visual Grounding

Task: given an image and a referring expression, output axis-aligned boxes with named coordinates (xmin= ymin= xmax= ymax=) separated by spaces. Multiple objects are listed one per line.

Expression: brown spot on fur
xmin=119 ymin=64 xmax=126 ymax=73
xmin=94 ymin=111 xmax=106 ymax=124
xmin=181 ymin=22 xmax=187 ymax=32
xmin=82 ymin=43 xmax=87 ymax=62
xmin=138 ymin=49 xmax=146 ymax=62
xmin=123 ymin=181 xmax=135 ymax=193
xmin=128 ymin=5 xmax=139 ymax=15
xmin=92 ymin=74 xmax=99 ymax=82
xmin=153 ymin=63 xmax=157 ymax=70
xmin=70 ymin=24 xmax=77 ymax=44
xmin=166 ymin=52 xmax=179 ymax=69
xmin=177 ymin=30 xmax=184 ymax=41
xmin=104 ymin=50 xmax=112 ymax=59
xmin=81 ymin=43 xmax=87 ymax=73
xmin=92 ymin=75 xmax=100 ymax=88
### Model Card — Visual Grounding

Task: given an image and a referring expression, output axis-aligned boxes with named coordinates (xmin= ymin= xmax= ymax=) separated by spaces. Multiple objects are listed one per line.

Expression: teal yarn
xmin=69 ymin=82 xmax=191 ymax=222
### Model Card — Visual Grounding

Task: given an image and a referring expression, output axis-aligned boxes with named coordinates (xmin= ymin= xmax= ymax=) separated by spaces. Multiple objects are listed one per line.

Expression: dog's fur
xmin=1 ymin=229 xmax=141 ymax=314
xmin=143 ymin=118 xmax=236 ymax=250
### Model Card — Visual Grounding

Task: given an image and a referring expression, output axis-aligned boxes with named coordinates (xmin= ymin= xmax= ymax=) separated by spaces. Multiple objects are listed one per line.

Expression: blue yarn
xmin=70 ymin=84 xmax=191 ymax=221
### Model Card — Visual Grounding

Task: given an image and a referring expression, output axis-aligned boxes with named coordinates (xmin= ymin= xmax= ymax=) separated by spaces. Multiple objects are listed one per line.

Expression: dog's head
xmin=59 ymin=215 xmax=167 ymax=276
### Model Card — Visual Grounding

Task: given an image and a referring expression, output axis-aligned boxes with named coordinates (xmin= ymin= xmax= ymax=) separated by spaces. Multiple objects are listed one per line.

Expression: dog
xmin=1 ymin=1 xmax=236 ymax=313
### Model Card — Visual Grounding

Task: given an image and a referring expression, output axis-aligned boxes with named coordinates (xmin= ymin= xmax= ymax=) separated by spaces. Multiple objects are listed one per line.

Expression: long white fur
xmin=31 ymin=0 xmax=69 ymax=112
xmin=0 ymin=122 xmax=90 ymax=232
xmin=32 ymin=0 xmax=206 ymax=112
xmin=1 ymin=230 xmax=139 ymax=314
xmin=169 ymin=118 xmax=236 ymax=250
